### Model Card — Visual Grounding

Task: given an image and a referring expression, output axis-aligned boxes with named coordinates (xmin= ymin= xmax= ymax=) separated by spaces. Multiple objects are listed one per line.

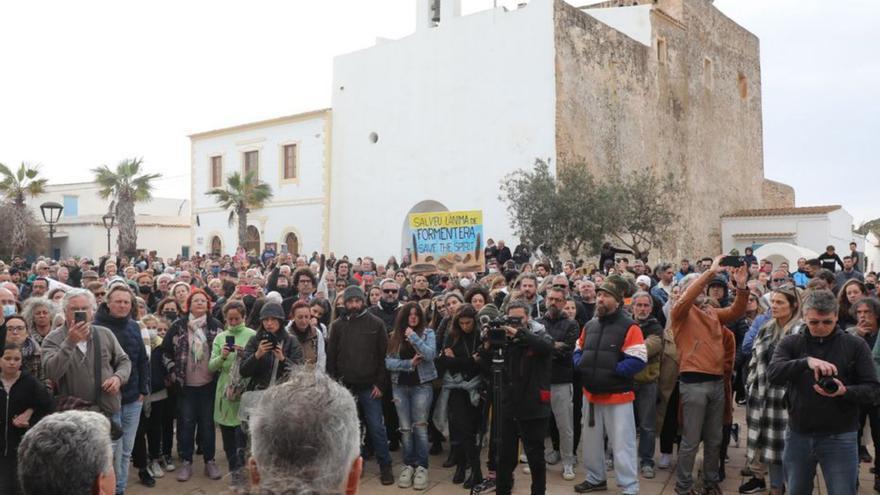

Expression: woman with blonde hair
xmin=740 ymin=285 xmax=802 ymax=494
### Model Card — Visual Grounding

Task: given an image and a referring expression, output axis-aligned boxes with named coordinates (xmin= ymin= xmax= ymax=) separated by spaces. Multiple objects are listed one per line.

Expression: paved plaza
xmin=127 ymin=404 xmax=874 ymax=495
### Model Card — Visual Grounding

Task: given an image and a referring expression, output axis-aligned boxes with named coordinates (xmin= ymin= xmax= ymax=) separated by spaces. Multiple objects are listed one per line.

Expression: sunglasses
xmin=552 ymin=284 xmax=567 ymax=290
xmin=772 ymin=278 xmax=787 ymax=283
xmin=383 ymin=289 xmax=399 ymax=294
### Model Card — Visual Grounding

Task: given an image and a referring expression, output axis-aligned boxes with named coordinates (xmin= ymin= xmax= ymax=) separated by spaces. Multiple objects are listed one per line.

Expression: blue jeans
xmin=783 ymin=429 xmax=858 ymax=495
xmin=634 ymin=382 xmax=658 ymax=467
xmin=178 ymin=383 xmax=216 ymax=462
xmin=354 ymin=387 xmax=392 ymax=467
xmin=113 ymin=400 xmax=143 ymax=494
xmin=392 ymin=383 xmax=433 ymax=468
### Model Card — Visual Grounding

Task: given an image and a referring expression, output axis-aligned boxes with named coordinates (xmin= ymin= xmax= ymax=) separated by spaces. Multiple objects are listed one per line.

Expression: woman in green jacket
xmin=208 ymin=300 xmax=255 ymax=492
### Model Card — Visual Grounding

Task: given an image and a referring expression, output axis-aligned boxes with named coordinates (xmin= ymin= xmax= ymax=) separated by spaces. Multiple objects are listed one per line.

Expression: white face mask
xmin=148 ymin=329 xmax=158 ymax=340
xmin=3 ymin=304 xmax=16 ymax=317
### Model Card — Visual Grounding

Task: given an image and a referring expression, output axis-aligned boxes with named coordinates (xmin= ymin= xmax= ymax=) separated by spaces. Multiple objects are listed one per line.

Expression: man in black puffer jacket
xmin=538 ymin=286 xmax=580 ymax=480
xmin=573 ymin=275 xmax=646 ymax=494
xmin=93 ymin=284 xmax=150 ymax=494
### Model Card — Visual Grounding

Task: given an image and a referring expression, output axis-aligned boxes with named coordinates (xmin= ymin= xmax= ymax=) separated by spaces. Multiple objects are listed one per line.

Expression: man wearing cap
xmin=670 ymin=256 xmax=748 ymax=495
xmin=327 ymin=285 xmax=396 ymax=485
xmin=573 ymin=275 xmax=647 ymax=494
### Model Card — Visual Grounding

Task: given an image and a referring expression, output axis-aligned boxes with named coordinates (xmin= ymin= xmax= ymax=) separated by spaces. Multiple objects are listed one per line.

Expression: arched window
xmin=244 ymin=226 xmax=261 ymax=255
xmin=210 ymin=236 xmax=222 ymax=256
xmin=284 ymin=232 xmax=299 ymax=257
xmin=401 ymin=200 xmax=449 ymax=258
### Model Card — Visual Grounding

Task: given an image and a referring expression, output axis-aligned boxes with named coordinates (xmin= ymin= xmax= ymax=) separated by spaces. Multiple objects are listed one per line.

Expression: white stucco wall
xmin=721 ymin=208 xmax=858 ymax=257
xmin=29 ymin=182 xmax=190 ymax=259
xmin=190 ymin=111 xmax=329 ymax=256
xmin=866 ymin=232 xmax=880 ymax=273
xmin=330 ymin=0 xmax=557 ymax=259
xmin=581 ymin=5 xmax=653 ymax=47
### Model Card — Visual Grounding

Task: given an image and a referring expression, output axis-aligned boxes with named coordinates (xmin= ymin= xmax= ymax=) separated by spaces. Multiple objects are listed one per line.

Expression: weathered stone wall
xmin=553 ymin=0 xmax=768 ymax=259
xmin=762 ymin=179 xmax=796 ymax=209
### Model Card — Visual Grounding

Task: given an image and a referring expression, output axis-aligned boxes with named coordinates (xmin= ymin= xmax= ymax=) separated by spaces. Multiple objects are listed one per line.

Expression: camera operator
xmin=768 ymin=289 xmax=880 ymax=495
xmin=480 ymin=299 xmax=554 ymax=495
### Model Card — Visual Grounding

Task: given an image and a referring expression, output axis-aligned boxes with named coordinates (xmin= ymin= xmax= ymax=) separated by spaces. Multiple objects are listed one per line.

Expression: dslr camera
xmin=817 ymin=375 xmax=840 ymax=394
xmin=480 ymin=315 xmax=523 ymax=348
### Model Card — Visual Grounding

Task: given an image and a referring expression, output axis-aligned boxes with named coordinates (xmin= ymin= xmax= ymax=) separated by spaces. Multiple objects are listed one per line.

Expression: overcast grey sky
xmin=1 ymin=0 xmax=876 ymax=224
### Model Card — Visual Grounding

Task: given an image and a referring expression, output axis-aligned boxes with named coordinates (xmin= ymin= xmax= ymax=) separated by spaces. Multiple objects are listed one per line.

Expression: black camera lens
xmin=817 ymin=375 xmax=839 ymax=394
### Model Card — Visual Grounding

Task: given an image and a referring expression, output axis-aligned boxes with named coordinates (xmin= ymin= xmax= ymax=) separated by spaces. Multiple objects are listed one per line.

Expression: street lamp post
xmin=39 ymin=201 xmax=64 ymax=259
xmin=102 ymin=213 xmax=115 ymax=255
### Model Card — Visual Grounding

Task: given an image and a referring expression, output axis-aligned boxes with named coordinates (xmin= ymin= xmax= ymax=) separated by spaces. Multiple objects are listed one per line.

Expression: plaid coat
xmin=745 ymin=318 xmax=799 ymax=464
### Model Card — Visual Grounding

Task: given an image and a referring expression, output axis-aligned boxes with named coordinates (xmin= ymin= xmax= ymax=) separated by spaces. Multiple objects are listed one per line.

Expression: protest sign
xmin=408 ymin=210 xmax=484 ymax=273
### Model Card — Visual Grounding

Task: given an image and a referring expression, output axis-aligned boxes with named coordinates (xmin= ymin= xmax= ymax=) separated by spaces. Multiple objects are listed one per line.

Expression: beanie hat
xmin=708 ymin=276 xmax=727 ymax=289
xmin=597 ymin=275 xmax=629 ymax=303
xmin=476 ymin=304 xmax=501 ymax=322
xmin=343 ymin=285 xmax=366 ymax=303
xmin=636 ymin=275 xmax=653 ymax=288
xmin=260 ymin=302 xmax=285 ymax=321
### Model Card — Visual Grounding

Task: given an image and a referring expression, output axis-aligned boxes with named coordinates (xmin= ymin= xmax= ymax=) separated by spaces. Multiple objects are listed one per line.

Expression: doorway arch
xmin=210 ymin=236 xmax=222 ymax=257
xmin=284 ymin=232 xmax=299 ymax=257
xmin=401 ymin=200 xmax=449 ymax=258
xmin=244 ymin=225 xmax=261 ymax=255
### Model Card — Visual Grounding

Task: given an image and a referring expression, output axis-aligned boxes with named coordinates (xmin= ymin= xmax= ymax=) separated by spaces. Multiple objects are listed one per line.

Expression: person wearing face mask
xmin=131 ymin=314 xmax=171 ymax=485
xmin=0 ymin=287 xmax=18 ymax=325
xmin=208 ymin=300 xmax=256 ymax=492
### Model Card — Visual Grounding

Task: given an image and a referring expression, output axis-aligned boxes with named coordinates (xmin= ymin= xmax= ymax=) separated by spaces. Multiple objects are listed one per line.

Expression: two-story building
xmin=188 ymin=109 xmax=331 ymax=257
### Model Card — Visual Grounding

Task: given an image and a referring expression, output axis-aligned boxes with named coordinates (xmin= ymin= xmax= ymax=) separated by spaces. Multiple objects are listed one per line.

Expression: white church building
xmin=189 ymin=0 xmax=812 ymax=260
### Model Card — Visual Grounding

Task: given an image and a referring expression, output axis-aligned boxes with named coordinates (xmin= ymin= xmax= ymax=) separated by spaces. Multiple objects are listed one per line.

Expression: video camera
xmin=479 ymin=315 xmax=523 ymax=348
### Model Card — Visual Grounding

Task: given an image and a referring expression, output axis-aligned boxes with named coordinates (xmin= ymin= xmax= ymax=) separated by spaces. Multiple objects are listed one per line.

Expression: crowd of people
xmin=0 ymin=239 xmax=878 ymax=495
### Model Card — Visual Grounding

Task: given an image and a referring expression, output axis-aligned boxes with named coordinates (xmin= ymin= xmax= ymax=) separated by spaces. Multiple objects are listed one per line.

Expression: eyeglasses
xmin=552 ymin=284 xmax=567 ymax=290
xmin=772 ymin=278 xmax=787 ymax=283
xmin=7 ymin=325 xmax=27 ymax=333
xmin=383 ymin=289 xmax=399 ymax=294
xmin=94 ymin=292 xmax=106 ymax=297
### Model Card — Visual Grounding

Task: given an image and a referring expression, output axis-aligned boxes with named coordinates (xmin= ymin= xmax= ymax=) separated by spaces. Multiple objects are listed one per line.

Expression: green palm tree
xmin=0 ymin=162 xmax=48 ymax=257
xmin=92 ymin=157 xmax=161 ymax=256
xmin=207 ymin=171 xmax=273 ymax=250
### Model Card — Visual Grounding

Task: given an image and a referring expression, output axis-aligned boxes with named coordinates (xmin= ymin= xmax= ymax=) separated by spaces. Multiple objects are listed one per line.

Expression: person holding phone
xmin=240 ymin=302 xmax=304 ymax=391
xmin=208 ymin=300 xmax=255 ymax=492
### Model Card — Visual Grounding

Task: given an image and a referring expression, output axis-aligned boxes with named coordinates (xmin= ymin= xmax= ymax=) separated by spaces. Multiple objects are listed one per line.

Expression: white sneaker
xmin=147 ymin=459 xmax=165 ymax=479
xmin=545 ymin=450 xmax=561 ymax=465
xmin=413 ymin=466 xmax=429 ymax=490
xmin=658 ymin=453 xmax=672 ymax=470
xmin=522 ymin=464 xmax=531 ymax=475
xmin=398 ymin=465 xmax=414 ymax=488
xmin=562 ymin=464 xmax=575 ymax=481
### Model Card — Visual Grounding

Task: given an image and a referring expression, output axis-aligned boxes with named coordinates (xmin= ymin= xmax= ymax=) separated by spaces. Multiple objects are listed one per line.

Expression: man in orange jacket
xmin=670 ymin=255 xmax=748 ymax=495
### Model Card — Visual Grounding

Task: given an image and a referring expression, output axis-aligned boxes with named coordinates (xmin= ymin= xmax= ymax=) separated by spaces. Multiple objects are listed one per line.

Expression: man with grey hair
xmin=768 ymin=289 xmax=880 ymax=495
xmin=248 ymin=369 xmax=363 ymax=495
xmin=369 ymin=278 xmax=401 ymax=331
xmin=42 ymin=289 xmax=132 ymax=417
xmin=17 ymin=410 xmax=117 ymax=495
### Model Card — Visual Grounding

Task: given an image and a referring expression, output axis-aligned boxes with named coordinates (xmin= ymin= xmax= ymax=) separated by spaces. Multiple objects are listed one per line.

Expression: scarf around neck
xmin=188 ymin=314 xmax=208 ymax=364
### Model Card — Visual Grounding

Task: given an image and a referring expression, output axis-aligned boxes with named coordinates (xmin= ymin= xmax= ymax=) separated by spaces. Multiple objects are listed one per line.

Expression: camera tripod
xmin=472 ymin=343 xmax=505 ymax=495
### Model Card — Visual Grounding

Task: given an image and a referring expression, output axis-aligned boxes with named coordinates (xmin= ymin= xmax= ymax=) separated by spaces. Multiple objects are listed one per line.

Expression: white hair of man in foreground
xmin=18 ymin=410 xmax=116 ymax=495
xmin=249 ymin=368 xmax=362 ymax=495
